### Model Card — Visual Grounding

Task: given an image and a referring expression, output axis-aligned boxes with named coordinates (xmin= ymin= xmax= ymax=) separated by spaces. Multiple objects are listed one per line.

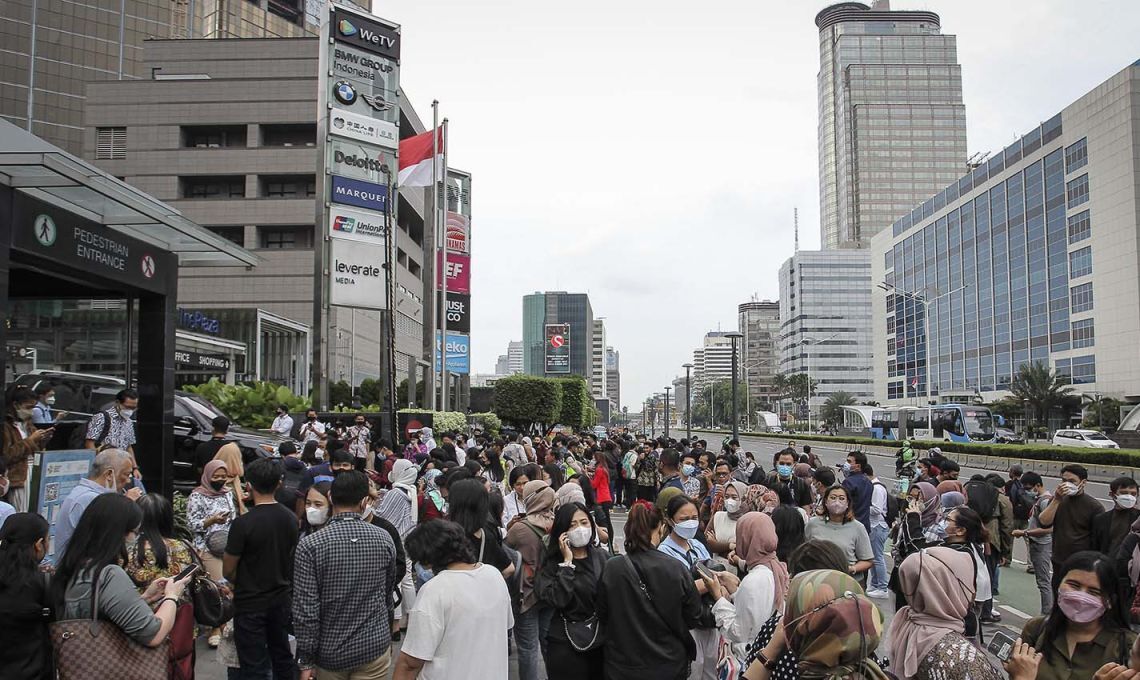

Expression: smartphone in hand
xmin=986 ymin=630 xmax=1016 ymax=662
xmin=174 ymin=564 xmax=200 ymax=582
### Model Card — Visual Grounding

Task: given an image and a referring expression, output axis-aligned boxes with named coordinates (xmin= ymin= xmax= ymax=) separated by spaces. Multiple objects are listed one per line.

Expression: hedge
xmin=397 ymin=409 xmax=468 ymax=434
xmin=697 ymin=429 xmax=1140 ymax=467
xmin=494 ymin=376 xmax=562 ymax=431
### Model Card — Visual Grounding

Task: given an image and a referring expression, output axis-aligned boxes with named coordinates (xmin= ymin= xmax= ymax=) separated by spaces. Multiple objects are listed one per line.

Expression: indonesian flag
xmin=398 ymin=126 xmax=444 ymax=187
xmin=911 ymin=376 xmax=919 ymax=388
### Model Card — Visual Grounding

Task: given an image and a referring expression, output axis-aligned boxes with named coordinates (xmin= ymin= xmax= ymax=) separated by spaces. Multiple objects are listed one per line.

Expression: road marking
xmin=998 ymin=604 xmax=1033 ymax=620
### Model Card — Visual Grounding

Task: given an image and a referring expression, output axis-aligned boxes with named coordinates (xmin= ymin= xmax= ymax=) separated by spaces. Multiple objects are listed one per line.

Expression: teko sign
xmin=545 ymin=323 xmax=571 ymax=374
xmin=332 ymin=8 xmax=400 ymax=60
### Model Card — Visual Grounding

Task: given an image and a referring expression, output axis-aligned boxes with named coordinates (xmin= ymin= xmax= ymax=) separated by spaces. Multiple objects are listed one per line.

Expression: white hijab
xmin=389 ymin=458 xmax=419 ymax=525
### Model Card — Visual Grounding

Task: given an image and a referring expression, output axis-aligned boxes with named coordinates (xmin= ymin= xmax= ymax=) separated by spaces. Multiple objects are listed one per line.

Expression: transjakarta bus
xmin=839 ymin=404 xmax=997 ymax=444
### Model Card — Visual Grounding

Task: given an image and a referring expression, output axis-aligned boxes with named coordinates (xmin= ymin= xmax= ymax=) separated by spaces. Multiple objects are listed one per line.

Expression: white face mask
xmin=120 ymin=408 xmax=135 ymax=419
xmin=568 ymin=526 xmax=593 ymax=548
xmin=45 ymin=396 xmax=56 ymax=405
xmin=723 ymin=498 xmax=740 ymax=513
xmin=1116 ymin=494 xmax=1137 ymax=510
xmin=105 ymin=473 xmax=119 ymax=493
xmin=306 ymin=507 xmax=329 ymax=526
xmin=1061 ymin=481 xmax=1082 ymax=496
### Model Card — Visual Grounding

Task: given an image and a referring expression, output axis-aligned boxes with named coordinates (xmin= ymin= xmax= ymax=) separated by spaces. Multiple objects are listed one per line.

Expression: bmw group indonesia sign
xmin=321 ymin=5 xmax=400 ymax=312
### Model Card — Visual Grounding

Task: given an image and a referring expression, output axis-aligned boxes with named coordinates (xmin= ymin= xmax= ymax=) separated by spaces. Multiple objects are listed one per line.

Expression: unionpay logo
xmin=337 ymin=19 xmax=357 ymax=37
xmin=333 ymin=215 xmax=356 ymax=233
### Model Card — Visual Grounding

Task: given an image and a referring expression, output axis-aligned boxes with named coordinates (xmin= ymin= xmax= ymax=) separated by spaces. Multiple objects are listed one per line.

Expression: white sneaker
xmin=865 ymin=588 xmax=891 ymax=599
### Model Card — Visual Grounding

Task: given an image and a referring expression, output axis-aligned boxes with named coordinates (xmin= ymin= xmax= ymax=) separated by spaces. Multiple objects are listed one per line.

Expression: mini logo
xmin=33 ymin=214 xmax=56 ymax=246
xmin=333 ymin=215 xmax=356 ymax=233
xmin=141 ymin=254 xmax=156 ymax=279
xmin=550 ymin=335 xmax=565 ymax=349
xmin=337 ymin=19 xmax=357 ymax=36
xmin=332 ymin=116 xmax=345 ymax=129
xmin=360 ymin=93 xmax=394 ymax=112
xmin=333 ymin=80 xmax=357 ymax=106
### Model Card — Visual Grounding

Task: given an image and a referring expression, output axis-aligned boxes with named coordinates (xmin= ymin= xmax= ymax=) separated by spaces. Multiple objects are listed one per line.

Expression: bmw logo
xmin=334 ymin=81 xmax=357 ymax=106
xmin=337 ymin=19 xmax=357 ymax=36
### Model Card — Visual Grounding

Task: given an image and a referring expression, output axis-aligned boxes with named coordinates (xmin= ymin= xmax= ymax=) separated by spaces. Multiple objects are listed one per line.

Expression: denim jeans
xmin=1028 ymin=541 xmax=1054 ymax=614
xmin=234 ymin=599 xmax=296 ymax=680
xmin=514 ymin=606 xmax=545 ymax=680
xmin=869 ymin=524 xmax=889 ymax=590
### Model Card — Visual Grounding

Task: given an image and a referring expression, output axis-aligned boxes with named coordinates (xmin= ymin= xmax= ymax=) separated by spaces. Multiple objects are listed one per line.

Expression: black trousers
xmin=547 ymin=637 xmax=604 ymax=680
xmin=234 ymin=598 xmax=296 ymax=680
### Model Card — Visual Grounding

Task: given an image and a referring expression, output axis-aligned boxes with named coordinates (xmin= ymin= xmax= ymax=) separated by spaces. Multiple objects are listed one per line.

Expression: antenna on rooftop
xmin=794 ymin=207 xmax=799 ymax=253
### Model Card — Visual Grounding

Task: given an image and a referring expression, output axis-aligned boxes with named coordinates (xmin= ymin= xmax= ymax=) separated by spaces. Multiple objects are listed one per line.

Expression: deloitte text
xmin=334 ymin=150 xmax=386 ymax=173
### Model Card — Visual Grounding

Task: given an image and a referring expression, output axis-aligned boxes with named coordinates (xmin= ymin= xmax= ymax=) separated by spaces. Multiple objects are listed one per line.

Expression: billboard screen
xmin=545 ymin=323 xmax=570 ymax=374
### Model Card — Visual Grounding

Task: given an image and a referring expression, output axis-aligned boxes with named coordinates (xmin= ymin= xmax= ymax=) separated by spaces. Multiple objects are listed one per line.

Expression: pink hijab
xmin=195 ymin=459 xmax=230 ymax=497
xmin=735 ymin=512 xmax=790 ymax=612
xmin=888 ymin=547 xmax=974 ymax=679
xmin=936 ymin=479 xmax=964 ymax=496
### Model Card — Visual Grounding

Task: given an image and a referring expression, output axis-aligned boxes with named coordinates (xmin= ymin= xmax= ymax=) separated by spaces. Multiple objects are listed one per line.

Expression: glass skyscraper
xmin=872 ymin=62 xmax=1140 ymax=404
xmin=816 ymin=1 xmax=966 ymax=249
xmin=521 ymin=291 xmax=595 ymax=383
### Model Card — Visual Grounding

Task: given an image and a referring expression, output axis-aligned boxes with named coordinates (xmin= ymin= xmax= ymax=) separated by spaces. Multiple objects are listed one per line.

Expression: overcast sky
xmin=377 ymin=0 xmax=1140 ymax=410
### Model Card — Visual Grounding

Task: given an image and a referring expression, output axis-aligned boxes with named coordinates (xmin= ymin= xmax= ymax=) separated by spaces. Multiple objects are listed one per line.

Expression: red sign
xmin=550 ymin=334 xmax=565 ymax=348
xmin=445 ymin=212 xmax=469 ymax=253
xmin=436 ymin=251 xmax=470 ymax=294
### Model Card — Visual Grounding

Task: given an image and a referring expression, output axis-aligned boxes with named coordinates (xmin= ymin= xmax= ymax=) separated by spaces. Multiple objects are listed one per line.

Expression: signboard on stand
xmin=27 ymin=450 xmax=97 ymax=559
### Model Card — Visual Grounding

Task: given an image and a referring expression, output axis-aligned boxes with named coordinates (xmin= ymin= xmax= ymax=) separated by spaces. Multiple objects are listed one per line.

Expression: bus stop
xmin=0 ymin=120 xmax=257 ymax=495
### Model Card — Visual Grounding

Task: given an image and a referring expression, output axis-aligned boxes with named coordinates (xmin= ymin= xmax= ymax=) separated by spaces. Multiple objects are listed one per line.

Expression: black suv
xmin=13 ymin=371 xmax=288 ymax=492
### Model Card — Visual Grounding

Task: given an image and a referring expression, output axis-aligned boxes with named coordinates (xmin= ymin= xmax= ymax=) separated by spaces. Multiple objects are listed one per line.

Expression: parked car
xmin=13 ymin=371 xmax=288 ymax=492
xmin=1052 ymin=428 xmax=1120 ymax=449
xmin=995 ymin=427 xmax=1025 ymax=444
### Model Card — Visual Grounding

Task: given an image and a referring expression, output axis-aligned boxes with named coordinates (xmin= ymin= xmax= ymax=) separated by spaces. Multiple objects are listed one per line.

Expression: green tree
xmin=784 ymin=373 xmax=817 ymax=405
xmin=556 ymin=376 xmax=592 ymax=430
xmin=494 ymin=376 xmax=562 ymax=432
xmin=182 ymin=379 xmax=309 ymax=429
xmin=359 ymin=378 xmax=382 ymax=407
xmin=1082 ymin=395 xmax=1122 ymax=430
xmin=771 ymin=374 xmax=789 ymax=400
xmin=396 ymin=379 xmax=425 ymax=408
xmin=328 ymin=380 xmax=352 ymax=408
xmin=821 ymin=391 xmax=857 ymax=428
xmin=1009 ymin=360 xmax=1074 ymax=430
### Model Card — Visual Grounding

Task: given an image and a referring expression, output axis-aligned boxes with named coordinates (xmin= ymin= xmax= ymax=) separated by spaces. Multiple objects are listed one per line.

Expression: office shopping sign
xmin=545 ymin=323 xmax=571 ymax=374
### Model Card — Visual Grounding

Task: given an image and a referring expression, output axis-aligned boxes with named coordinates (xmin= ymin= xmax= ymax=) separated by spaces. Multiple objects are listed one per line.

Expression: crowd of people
xmin=7 ymin=402 xmax=1140 ymax=680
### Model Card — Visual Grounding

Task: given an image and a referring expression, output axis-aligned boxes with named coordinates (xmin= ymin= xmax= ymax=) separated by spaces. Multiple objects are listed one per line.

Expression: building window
xmin=1069 ymin=246 xmax=1092 ymax=278
xmin=1066 ymin=174 xmax=1089 ymax=208
xmin=206 ymin=226 xmax=244 ymax=246
xmin=1071 ymin=318 xmax=1095 ymax=349
xmin=95 ymin=127 xmax=126 ymax=159
xmin=1064 ymin=138 xmax=1087 ymax=173
xmin=1067 ymin=210 xmax=1090 ymax=244
xmin=1070 ymin=282 xmax=1093 ymax=313
xmin=261 ymin=124 xmax=316 ymax=147
xmin=260 ymin=175 xmax=316 ymax=198
xmin=182 ymin=125 xmax=247 ymax=148
xmin=258 ymin=226 xmax=313 ymax=249
xmin=180 ymin=176 xmax=245 ymax=199
xmin=1071 ymin=355 xmax=1096 ymax=385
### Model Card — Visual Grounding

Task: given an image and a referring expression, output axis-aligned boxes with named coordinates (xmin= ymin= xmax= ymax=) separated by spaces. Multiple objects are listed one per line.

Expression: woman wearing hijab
xmin=556 ymin=480 xmax=586 ymax=509
xmin=186 ymin=459 xmax=235 ymax=647
xmin=740 ymin=484 xmax=780 ymax=515
xmin=705 ymin=512 xmax=789 ymax=665
xmin=888 ymin=548 xmax=1008 ymax=680
xmin=931 ymin=491 xmax=966 ymax=542
xmin=743 ymin=569 xmax=888 ymax=680
xmin=378 ymin=458 xmax=419 ymax=639
xmin=419 ymin=468 xmax=447 ymax=522
xmin=212 ymin=442 xmax=247 ymax=515
xmin=888 ymin=481 xmax=941 ymax=607
xmin=936 ymin=479 xmax=965 ymax=497
xmin=506 ymin=480 xmax=557 ymax=680
xmin=706 ymin=481 xmax=748 ymax=561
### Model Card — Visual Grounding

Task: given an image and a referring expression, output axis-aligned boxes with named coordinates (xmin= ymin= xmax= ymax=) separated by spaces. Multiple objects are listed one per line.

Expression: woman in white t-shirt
xmin=501 ymin=465 xmax=534 ymax=528
xmin=705 ymin=481 xmax=747 ymax=562
xmin=395 ymin=519 xmax=513 ymax=680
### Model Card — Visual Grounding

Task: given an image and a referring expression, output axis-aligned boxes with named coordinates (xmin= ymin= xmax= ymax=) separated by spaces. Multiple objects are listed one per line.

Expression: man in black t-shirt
xmin=766 ymin=448 xmax=814 ymax=512
xmin=194 ymin=416 xmax=231 ymax=478
xmin=224 ymin=457 xmax=299 ymax=680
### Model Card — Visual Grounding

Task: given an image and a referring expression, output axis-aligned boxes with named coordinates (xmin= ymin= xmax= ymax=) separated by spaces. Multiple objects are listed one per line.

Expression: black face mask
xmin=209 ymin=479 xmax=227 ymax=492
xmin=309 ymin=416 xmax=317 ymax=421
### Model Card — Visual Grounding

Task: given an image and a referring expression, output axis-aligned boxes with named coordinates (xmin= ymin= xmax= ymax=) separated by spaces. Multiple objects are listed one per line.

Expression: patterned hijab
xmin=888 ymin=547 xmax=974 ymax=679
xmin=914 ymin=482 xmax=940 ymax=528
xmin=785 ymin=570 xmax=888 ymax=680
xmin=740 ymin=484 xmax=779 ymax=515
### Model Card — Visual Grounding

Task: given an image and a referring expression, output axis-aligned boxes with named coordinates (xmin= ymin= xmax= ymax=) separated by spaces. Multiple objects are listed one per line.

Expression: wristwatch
xmin=755 ymin=649 xmax=779 ymax=671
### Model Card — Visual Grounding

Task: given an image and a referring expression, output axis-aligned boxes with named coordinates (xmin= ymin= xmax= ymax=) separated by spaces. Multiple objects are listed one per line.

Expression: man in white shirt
xmin=298 ymin=409 xmax=326 ymax=444
xmin=866 ymin=463 xmax=891 ymax=599
xmin=271 ymin=407 xmax=294 ymax=437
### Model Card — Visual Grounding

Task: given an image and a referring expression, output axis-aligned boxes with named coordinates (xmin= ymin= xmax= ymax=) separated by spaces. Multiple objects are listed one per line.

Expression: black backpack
xmin=68 ymin=411 xmax=111 ymax=450
xmin=282 ymin=463 xmax=307 ymax=493
xmin=874 ymin=481 xmax=899 ymax=526
xmin=965 ymin=479 xmax=999 ymax=521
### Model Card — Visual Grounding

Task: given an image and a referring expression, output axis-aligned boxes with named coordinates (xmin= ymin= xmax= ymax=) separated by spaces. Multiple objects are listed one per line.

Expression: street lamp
xmin=802 ymin=332 xmax=840 ymax=434
xmin=878 ymin=281 xmax=968 ymax=406
xmin=683 ymin=363 xmax=694 ymax=440
xmin=726 ymin=332 xmax=743 ymax=441
xmin=663 ymin=386 xmax=672 ymax=439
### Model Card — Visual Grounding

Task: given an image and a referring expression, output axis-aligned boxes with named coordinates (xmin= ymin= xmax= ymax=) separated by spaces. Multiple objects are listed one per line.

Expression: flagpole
xmin=439 ymin=116 xmax=450 ymax=411
xmin=429 ymin=100 xmax=439 ymax=411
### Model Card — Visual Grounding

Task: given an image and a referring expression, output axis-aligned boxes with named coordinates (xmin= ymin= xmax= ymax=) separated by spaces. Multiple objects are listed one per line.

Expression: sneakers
xmin=208 ymin=634 xmax=221 ymax=648
xmin=865 ymin=588 xmax=891 ymax=599
xmin=979 ymin=612 xmax=1003 ymax=623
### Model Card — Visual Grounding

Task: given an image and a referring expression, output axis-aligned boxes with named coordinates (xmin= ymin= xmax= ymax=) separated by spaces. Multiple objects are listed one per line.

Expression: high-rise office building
xmin=495 ymin=354 xmax=510 ymax=376
xmin=738 ymin=300 xmax=781 ymax=410
xmin=0 ymin=0 xmax=365 ymax=154
xmin=591 ymin=319 xmax=607 ymax=399
xmin=606 ymin=347 xmax=620 ymax=411
xmin=779 ymin=250 xmax=874 ymax=417
xmin=507 ymin=340 xmax=523 ymax=375
xmin=816 ymin=1 xmax=967 ymax=249
xmin=693 ymin=332 xmax=739 ymax=388
xmin=521 ymin=292 xmax=595 ymax=382
xmin=872 ymin=62 xmax=1140 ymax=404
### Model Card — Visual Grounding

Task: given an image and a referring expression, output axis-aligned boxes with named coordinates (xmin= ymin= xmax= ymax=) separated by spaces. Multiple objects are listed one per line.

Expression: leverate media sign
xmin=329 ymin=238 xmax=388 ymax=310
xmin=545 ymin=323 xmax=571 ymax=374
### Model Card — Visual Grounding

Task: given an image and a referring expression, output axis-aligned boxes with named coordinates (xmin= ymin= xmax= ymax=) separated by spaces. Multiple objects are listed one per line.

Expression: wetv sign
xmin=333 ymin=8 xmax=400 ymax=60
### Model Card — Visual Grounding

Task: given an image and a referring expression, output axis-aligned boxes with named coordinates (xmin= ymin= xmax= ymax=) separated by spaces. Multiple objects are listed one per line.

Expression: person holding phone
xmin=188 ymin=459 xmax=236 ymax=647
xmin=2 ymin=386 xmax=53 ymax=512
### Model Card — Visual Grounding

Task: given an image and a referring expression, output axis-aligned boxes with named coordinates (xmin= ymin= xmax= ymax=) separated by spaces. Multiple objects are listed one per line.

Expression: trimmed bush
xmin=470 ymin=412 xmax=502 ymax=436
xmin=556 ymin=376 xmax=592 ymax=431
xmin=494 ymin=376 xmax=562 ymax=432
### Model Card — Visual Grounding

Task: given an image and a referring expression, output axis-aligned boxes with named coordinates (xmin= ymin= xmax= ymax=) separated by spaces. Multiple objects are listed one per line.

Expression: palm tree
xmin=1082 ymin=394 xmax=1121 ymax=430
xmin=1009 ymin=361 xmax=1074 ymax=434
xmin=821 ymin=391 xmax=857 ymax=428
xmin=771 ymin=374 xmax=789 ymax=401
xmin=786 ymin=373 xmax=817 ymax=405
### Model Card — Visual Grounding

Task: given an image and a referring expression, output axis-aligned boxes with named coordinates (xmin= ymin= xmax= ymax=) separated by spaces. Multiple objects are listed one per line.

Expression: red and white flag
xmin=398 ymin=126 xmax=444 ymax=187
xmin=911 ymin=376 xmax=919 ymax=388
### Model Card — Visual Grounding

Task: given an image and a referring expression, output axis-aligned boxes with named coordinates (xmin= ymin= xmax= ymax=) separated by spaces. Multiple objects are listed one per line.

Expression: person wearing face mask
xmin=506 ymin=480 xmax=557 ymax=680
xmin=597 ymin=501 xmax=703 ymax=680
xmin=3 ymin=386 xmax=53 ymax=513
xmin=535 ymin=502 xmax=607 ymax=679
xmin=941 ymin=506 xmax=990 ymax=641
xmin=54 ymin=448 xmax=138 ymax=562
xmin=1012 ymin=472 xmax=1054 ymax=615
xmin=679 ymin=452 xmax=703 ymax=499
xmin=0 ymin=512 xmax=53 ymax=679
xmin=187 ymin=458 xmax=236 ymax=647
xmin=270 ymin=406 xmax=294 ymax=437
xmin=298 ymin=409 xmax=326 ymax=444
xmin=1022 ymin=550 xmax=1136 ymax=680
xmin=1037 ymin=463 xmax=1106 ymax=592
xmin=805 ymin=485 xmax=873 ymax=587
xmin=31 ymin=383 xmax=57 ymax=427
xmin=84 ymin=388 xmax=138 ymax=455
xmin=705 ymin=481 xmax=748 ymax=563
xmin=346 ymin=416 xmax=373 ymax=471
xmin=766 ymin=449 xmax=813 ymax=513
xmin=1093 ymin=477 xmax=1140 ymax=556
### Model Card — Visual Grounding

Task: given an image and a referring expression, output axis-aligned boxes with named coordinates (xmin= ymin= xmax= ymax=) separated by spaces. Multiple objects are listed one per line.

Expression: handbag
xmin=563 ymin=613 xmax=604 ymax=652
xmin=715 ymin=635 xmax=739 ymax=680
xmin=50 ymin=565 xmax=170 ymax=680
xmin=205 ymin=529 xmax=229 ymax=558
xmin=184 ymin=540 xmax=234 ymax=627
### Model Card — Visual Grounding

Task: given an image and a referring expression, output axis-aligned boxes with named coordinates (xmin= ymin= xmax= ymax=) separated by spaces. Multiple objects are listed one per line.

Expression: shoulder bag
xmin=49 ymin=565 xmax=170 ymax=680
xmin=561 ymin=551 xmax=606 ymax=652
xmin=183 ymin=540 xmax=234 ymax=627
